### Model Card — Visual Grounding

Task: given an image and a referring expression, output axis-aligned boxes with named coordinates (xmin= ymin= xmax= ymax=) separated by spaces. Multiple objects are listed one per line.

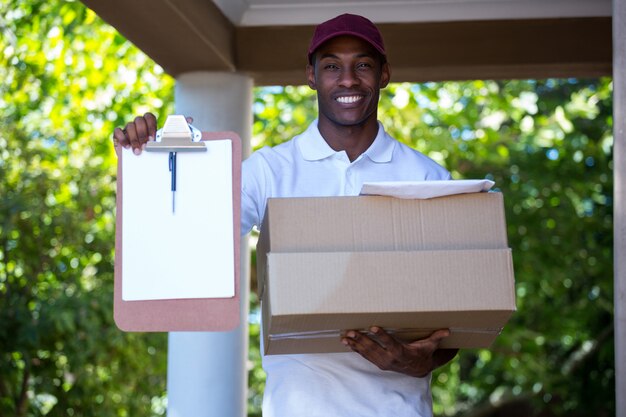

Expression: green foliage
xmin=252 ymin=86 xmax=317 ymax=150
xmin=0 ymin=0 xmax=174 ymax=415
xmin=252 ymin=79 xmax=614 ymax=416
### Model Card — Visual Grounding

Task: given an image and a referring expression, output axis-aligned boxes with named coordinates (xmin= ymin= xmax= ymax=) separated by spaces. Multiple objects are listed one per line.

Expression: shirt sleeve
xmin=241 ymin=152 xmax=267 ymax=235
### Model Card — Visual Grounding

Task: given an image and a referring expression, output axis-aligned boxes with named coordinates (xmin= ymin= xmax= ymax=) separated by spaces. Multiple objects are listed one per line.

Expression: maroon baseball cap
xmin=307 ymin=14 xmax=386 ymax=63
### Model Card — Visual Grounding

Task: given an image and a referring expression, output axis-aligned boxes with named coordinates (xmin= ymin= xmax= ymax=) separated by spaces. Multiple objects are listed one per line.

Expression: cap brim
xmin=308 ymin=31 xmax=386 ymax=62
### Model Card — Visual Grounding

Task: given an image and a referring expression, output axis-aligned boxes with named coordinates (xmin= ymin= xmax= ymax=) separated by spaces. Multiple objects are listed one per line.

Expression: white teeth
xmin=336 ymin=95 xmax=363 ymax=104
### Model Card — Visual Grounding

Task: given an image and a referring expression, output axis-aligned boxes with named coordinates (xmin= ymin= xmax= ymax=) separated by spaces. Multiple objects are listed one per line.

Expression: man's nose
xmin=338 ymin=68 xmax=360 ymax=88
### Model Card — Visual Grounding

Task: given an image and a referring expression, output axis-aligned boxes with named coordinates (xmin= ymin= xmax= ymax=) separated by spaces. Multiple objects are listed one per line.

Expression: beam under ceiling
xmin=81 ymin=0 xmax=612 ymax=85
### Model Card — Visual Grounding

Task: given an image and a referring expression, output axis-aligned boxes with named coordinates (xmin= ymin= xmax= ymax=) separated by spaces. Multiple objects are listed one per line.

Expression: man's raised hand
xmin=113 ymin=112 xmax=158 ymax=155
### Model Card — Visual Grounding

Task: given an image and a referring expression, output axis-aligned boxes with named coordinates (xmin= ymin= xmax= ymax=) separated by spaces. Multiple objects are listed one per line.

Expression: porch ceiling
xmin=80 ymin=0 xmax=612 ymax=85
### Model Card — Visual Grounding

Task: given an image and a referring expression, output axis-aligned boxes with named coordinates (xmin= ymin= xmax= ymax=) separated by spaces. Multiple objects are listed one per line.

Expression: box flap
xmin=258 ymin=193 xmax=508 ymax=255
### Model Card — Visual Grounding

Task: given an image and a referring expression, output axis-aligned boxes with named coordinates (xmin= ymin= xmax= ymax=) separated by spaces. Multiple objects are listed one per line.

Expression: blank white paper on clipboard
xmin=121 ymin=140 xmax=235 ymax=301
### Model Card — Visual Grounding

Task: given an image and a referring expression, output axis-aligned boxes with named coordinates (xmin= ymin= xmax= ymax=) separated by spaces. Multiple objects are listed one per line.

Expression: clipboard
xmin=114 ymin=130 xmax=241 ymax=332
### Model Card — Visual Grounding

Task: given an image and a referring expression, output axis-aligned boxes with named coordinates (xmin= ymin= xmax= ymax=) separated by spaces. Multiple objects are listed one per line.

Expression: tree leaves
xmin=1 ymin=1 xmax=173 ymax=416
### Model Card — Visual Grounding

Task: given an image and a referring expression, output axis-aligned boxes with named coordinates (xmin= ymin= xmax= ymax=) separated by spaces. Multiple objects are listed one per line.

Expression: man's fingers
xmin=369 ymin=327 xmax=396 ymax=346
xmin=428 ymin=329 xmax=451 ymax=345
xmin=368 ymin=327 xmax=403 ymax=355
xmin=134 ymin=116 xmax=150 ymax=144
xmin=343 ymin=330 xmax=404 ymax=372
xmin=343 ymin=331 xmax=379 ymax=352
xmin=342 ymin=327 xmax=454 ymax=377
xmin=113 ymin=127 xmax=128 ymax=148
xmin=410 ymin=329 xmax=450 ymax=351
xmin=343 ymin=331 xmax=388 ymax=359
xmin=144 ymin=112 xmax=158 ymax=139
xmin=114 ymin=113 xmax=158 ymax=156
xmin=125 ymin=122 xmax=141 ymax=155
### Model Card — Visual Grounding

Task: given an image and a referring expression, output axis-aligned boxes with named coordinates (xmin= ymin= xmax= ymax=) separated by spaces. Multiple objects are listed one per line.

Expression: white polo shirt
xmin=242 ymin=120 xmax=451 ymax=417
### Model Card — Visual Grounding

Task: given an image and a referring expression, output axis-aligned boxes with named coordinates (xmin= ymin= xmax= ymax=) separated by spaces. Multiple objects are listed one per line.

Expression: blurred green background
xmin=0 ymin=1 xmax=614 ymax=416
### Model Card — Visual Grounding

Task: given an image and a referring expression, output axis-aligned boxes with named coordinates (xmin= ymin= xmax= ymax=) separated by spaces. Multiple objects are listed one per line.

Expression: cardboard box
xmin=256 ymin=193 xmax=516 ymax=355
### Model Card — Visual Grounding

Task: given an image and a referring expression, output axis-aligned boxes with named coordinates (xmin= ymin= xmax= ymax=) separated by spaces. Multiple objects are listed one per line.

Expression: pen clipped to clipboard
xmin=146 ymin=115 xmax=205 ymax=213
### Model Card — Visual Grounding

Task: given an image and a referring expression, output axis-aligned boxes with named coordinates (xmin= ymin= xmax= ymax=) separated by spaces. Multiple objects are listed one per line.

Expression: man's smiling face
xmin=307 ymin=35 xmax=390 ymax=131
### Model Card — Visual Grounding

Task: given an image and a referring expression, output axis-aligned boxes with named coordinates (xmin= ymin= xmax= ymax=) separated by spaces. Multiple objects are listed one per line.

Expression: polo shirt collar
xmin=365 ymin=122 xmax=395 ymax=163
xmin=298 ymin=120 xmax=395 ymax=163
xmin=298 ymin=120 xmax=337 ymax=161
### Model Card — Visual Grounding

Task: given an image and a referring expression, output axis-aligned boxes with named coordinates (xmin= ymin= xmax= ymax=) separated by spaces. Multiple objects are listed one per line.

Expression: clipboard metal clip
xmin=145 ymin=115 xmax=206 ymax=213
xmin=146 ymin=115 xmax=206 ymax=153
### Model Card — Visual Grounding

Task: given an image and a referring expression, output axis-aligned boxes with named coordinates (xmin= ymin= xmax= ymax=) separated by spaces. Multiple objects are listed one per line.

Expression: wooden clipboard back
xmin=114 ymin=131 xmax=242 ymax=332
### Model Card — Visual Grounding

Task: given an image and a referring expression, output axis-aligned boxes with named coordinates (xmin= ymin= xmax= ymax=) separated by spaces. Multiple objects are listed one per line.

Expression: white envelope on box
xmin=360 ymin=179 xmax=495 ymax=199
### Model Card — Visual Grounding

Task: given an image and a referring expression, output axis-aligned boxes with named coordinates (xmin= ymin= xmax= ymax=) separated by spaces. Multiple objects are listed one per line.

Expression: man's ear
xmin=380 ymin=62 xmax=391 ymax=89
xmin=306 ymin=64 xmax=317 ymax=90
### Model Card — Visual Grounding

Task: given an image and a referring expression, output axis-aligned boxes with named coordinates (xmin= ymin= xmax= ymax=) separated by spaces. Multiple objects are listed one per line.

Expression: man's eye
xmin=324 ymin=64 xmax=339 ymax=70
xmin=357 ymin=62 xmax=372 ymax=69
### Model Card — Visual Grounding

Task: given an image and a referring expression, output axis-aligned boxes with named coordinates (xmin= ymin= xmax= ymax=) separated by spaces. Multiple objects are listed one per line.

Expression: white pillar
xmin=166 ymin=72 xmax=252 ymax=417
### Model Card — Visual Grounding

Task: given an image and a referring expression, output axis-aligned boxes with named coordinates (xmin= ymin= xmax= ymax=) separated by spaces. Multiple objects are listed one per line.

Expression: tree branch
xmin=16 ymin=358 xmax=30 ymax=417
xmin=460 ymin=393 xmax=534 ymax=417
xmin=562 ymin=322 xmax=614 ymax=376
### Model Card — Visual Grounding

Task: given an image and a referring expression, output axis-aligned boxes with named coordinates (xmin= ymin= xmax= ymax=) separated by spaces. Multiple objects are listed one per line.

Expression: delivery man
xmin=114 ymin=13 xmax=458 ymax=417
